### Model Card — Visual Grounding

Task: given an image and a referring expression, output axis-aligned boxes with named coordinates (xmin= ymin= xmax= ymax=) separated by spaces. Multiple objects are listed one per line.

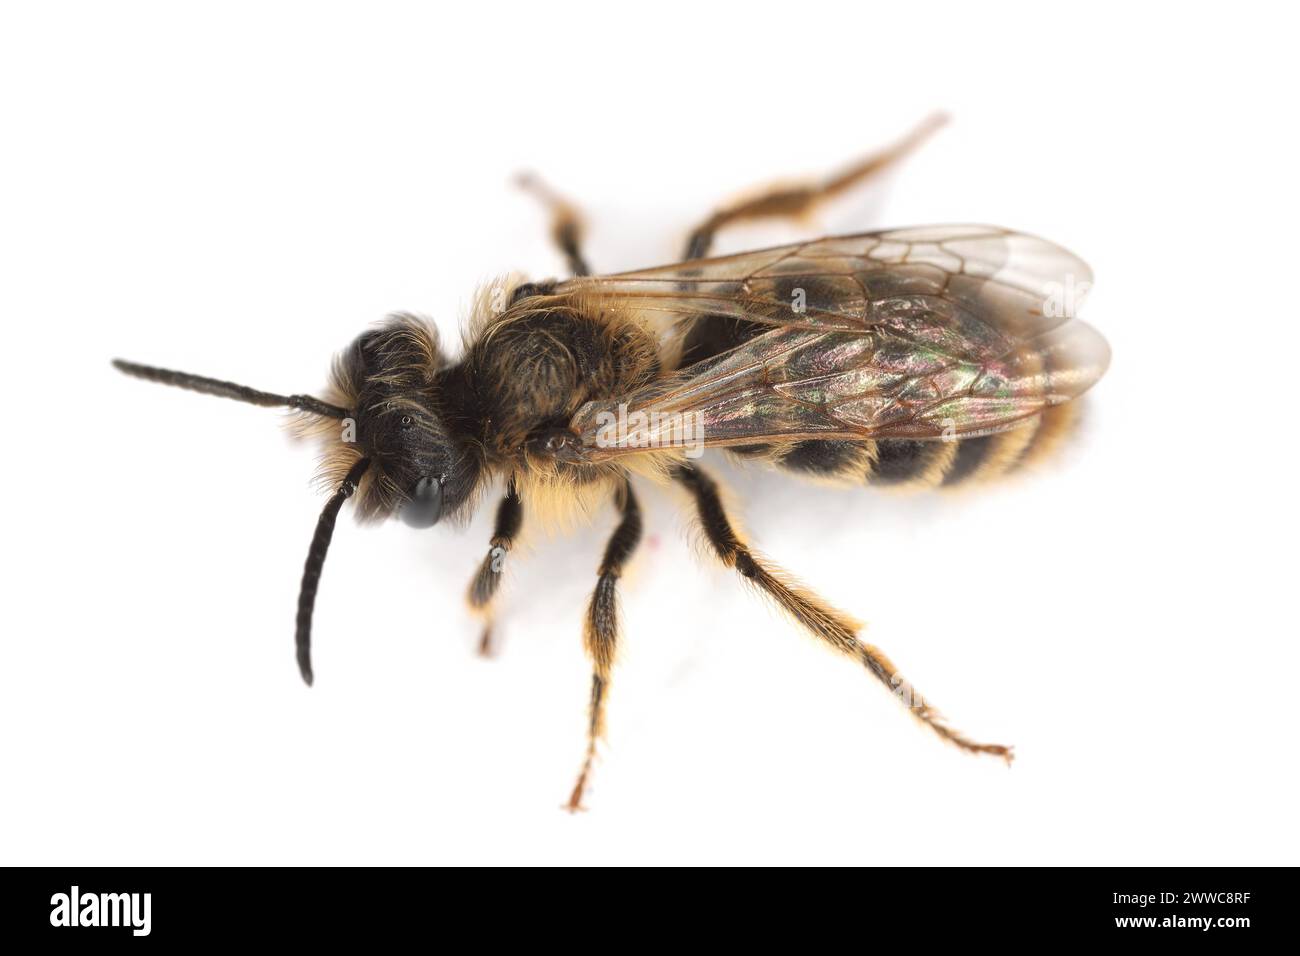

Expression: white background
xmin=2 ymin=2 xmax=1296 ymax=865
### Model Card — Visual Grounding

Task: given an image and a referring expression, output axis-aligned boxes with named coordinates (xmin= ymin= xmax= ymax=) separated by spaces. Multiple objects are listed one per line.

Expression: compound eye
xmin=400 ymin=475 xmax=443 ymax=528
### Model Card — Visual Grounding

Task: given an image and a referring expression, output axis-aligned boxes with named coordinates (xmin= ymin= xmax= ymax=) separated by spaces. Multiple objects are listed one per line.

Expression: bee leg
xmin=671 ymin=462 xmax=1013 ymax=764
xmin=467 ymin=477 xmax=523 ymax=657
xmin=567 ymin=479 xmax=643 ymax=811
xmin=515 ymin=171 xmax=591 ymax=277
xmin=682 ymin=112 xmax=948 ymax=260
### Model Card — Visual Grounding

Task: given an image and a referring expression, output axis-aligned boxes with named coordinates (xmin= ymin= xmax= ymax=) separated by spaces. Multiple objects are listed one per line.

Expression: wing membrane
xmin=551 ymin=226 xmax=1108 ymax=459
xmin=557 ymin=225 xmax=1093 ymax=336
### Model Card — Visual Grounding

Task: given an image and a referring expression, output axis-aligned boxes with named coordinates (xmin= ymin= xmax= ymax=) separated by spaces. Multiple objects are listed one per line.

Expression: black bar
xmin=3 ymin=866 xmax=1290 ymax=943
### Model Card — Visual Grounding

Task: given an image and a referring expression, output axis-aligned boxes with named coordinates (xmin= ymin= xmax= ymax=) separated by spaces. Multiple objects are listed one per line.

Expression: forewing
xmin=558 ymin=226 xmax=1108 ymax=459
xmin=556 ymin=224 xmax=1094 ymax=336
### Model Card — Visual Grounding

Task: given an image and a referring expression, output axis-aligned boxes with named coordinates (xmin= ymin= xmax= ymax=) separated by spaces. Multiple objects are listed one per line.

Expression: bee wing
xmin=558 ymin=225 xmax=1093 ymax=334
xmin=559 ymin=226 xmax=1109 ymax=457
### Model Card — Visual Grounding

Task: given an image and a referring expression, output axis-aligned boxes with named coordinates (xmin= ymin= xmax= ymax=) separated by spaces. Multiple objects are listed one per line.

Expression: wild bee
xmin=113 ymin=115 xmax=1109 ymax=810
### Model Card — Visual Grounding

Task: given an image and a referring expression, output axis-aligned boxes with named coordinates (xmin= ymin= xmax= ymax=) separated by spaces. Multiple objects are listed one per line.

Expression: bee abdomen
xmin=1007 ymin=403 xmax=1082 ymax=474
xmin=860 ymin=434 xmax=999 ymax=489
xmin=938 ymin=429 xmax=1036 ymax=486
xmin=906 ymin=403 xmax=1082 ymax=488
xmin=729 ymin=439 xmax=874 ymax=482
xmin=748 ymin=402 xmax=1083 ymax=488
xmin=779 ymin=440 xmax=870 ymax=477
xmin=867 ymin=439 xmax=957 ymax=488
xmin=862 ymin=405 xmax=1081 ymax=489
xmin=767 ymin=436 xmax=963 ymax=487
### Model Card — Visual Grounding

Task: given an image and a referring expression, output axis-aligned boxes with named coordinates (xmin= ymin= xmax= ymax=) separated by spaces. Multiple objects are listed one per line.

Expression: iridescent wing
xmin=547 ymin=226 xmax=1109 ymax=460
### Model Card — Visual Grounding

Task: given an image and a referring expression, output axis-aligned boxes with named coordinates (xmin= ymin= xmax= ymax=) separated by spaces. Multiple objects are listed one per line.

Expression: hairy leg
xmin=516 ymin=171 xmax=591 ymax=277
xmin=672 ymin=462 xmax=1011 ymax=762
xmin=567 ymin=478 xmax=643 ymax=811
xmin=466 ymin=477 xmax=523 ymax=656
xmin=683 ymin=112 xmax=947 ymax=260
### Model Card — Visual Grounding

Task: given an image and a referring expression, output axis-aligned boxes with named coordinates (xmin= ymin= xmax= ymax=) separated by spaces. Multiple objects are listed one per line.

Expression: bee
xmin=113 ymin=115 xmax=1109 ymax=810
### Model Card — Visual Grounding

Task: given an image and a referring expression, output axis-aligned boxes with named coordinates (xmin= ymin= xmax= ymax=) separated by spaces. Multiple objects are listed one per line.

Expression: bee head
xmin=323 ymin=314 xmax=484 ymax=527
xmin=112 ymin=315 xmax=488 ymax=686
